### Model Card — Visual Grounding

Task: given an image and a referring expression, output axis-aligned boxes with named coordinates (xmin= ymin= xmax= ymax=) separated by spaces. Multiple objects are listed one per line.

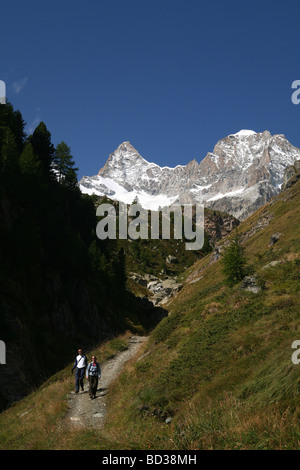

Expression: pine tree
xmin=29 ymin=122 xmax=55 ymax=178
xmin=221 ymin=230 xmax=248 ymax=286
xmin=53 ymin=141 xmax=78 ymax=189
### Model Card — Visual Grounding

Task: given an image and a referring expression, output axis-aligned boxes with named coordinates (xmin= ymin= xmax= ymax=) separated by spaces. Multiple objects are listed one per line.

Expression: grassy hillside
xmin=103 ymin=178 xmax=300 ymax=450
xmin=1 ymin=179 xmax=300 ymax=450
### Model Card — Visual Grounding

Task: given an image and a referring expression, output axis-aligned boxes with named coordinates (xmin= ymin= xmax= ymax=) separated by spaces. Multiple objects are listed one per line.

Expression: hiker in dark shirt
xmin=86 ymin=355 xmax=101 ymax=399
xmin=71 ymin=348 xmax=87 ymax=394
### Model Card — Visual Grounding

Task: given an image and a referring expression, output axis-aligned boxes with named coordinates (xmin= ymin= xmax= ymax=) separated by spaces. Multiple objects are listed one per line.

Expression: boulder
xmin=268 ymin=232 xmax=282 ymax=247
xmin=147 ymin=280 xmax=161 ymax=292
xmin=161 ymin=278 xmax=183 ymax=294
xmin=240 ymin=276 xmax=261 ymax=294
xmin=129 ymin=272 xmax=158 ymax=287
xmin=262 ymin=260 xmax=284 ymax=270
xmin=166 ymin=255 xmax=178 ymax=264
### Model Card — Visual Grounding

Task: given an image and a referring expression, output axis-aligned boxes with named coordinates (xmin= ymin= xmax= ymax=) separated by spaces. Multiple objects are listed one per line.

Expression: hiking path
xmin=66 ymin=336 xmax=147 ymax=429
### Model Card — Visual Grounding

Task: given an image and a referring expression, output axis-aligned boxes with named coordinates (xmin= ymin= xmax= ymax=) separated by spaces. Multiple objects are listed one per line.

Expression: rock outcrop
xmin=129 ymin=272 xmax=182 ymax=306
xmin=282 ymin=160 xmax=300 ymax=190
xmin=240 ymin=276 xmax=261 ymax=294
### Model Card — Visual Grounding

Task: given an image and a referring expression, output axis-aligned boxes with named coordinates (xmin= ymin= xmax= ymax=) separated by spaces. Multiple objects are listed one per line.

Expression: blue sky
xmin=1 ymin=0 xmax=300 ymax=179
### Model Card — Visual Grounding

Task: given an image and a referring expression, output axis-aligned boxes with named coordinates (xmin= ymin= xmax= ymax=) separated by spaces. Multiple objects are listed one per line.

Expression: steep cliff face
xmin=282 ymin=160 xmax=300 ymax=190
xmin=204 ymin=211 xmax=239 ymax=243
xmin=80 ymin=131 xmax=300 ymax=220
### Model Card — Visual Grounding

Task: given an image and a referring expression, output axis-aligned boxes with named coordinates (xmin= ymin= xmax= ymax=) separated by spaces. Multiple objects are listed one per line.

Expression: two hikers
xmin=72 ymin=348 xmax=101 ymax=399
xmin=86 ymin=355 xmax=101 ymax=399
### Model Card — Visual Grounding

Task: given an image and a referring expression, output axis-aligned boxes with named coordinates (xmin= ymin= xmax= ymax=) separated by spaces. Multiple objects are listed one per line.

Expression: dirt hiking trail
xmin=66 ymin=336 xmax=147 ymax=429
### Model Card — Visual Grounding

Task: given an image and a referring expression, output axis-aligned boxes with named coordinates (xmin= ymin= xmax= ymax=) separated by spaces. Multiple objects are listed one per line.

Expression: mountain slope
xmin=103 ymin=178 xmax=300 ymax=449
xmin=80 ymin=131 xmax=300 ymax=219
xmin=0 ymin=178 xmax=299 ymax=450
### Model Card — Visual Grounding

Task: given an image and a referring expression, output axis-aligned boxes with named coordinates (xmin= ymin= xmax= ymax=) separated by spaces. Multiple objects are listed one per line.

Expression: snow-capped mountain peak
xmin=80 ymin=131 xmax=300 ymax=220
xmin=229 ymin=129 xmax=257 ymax=138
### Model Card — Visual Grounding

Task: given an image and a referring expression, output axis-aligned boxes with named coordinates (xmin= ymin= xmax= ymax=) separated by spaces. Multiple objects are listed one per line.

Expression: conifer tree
xmin=221 ymin=230 xmax=248 ymax=286
xmin=29 ymin=122 xmax=55 ymax=178
xmin=53 ymin=141 xmax=78 ymax=189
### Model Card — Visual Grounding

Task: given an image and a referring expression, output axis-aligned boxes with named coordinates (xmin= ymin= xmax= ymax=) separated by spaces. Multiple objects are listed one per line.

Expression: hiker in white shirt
xmin=71 ymin=348 xmax=87 ymax=394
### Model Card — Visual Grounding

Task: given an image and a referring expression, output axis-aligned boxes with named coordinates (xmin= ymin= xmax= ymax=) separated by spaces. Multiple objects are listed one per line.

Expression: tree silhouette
xmin=29 ymin=121 xmax=55 ymax=178
xmin=53 ymin=141 xmax=78 ymax=189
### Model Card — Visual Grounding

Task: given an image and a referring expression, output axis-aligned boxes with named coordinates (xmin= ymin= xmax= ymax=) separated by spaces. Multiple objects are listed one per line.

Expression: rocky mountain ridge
xmin=80 ymin=130 xmax=300 ymax=220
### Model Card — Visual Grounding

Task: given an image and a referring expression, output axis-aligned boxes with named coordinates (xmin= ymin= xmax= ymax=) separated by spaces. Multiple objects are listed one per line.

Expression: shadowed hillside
xmin=0 ymin=103 xmax=165 ymax=411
